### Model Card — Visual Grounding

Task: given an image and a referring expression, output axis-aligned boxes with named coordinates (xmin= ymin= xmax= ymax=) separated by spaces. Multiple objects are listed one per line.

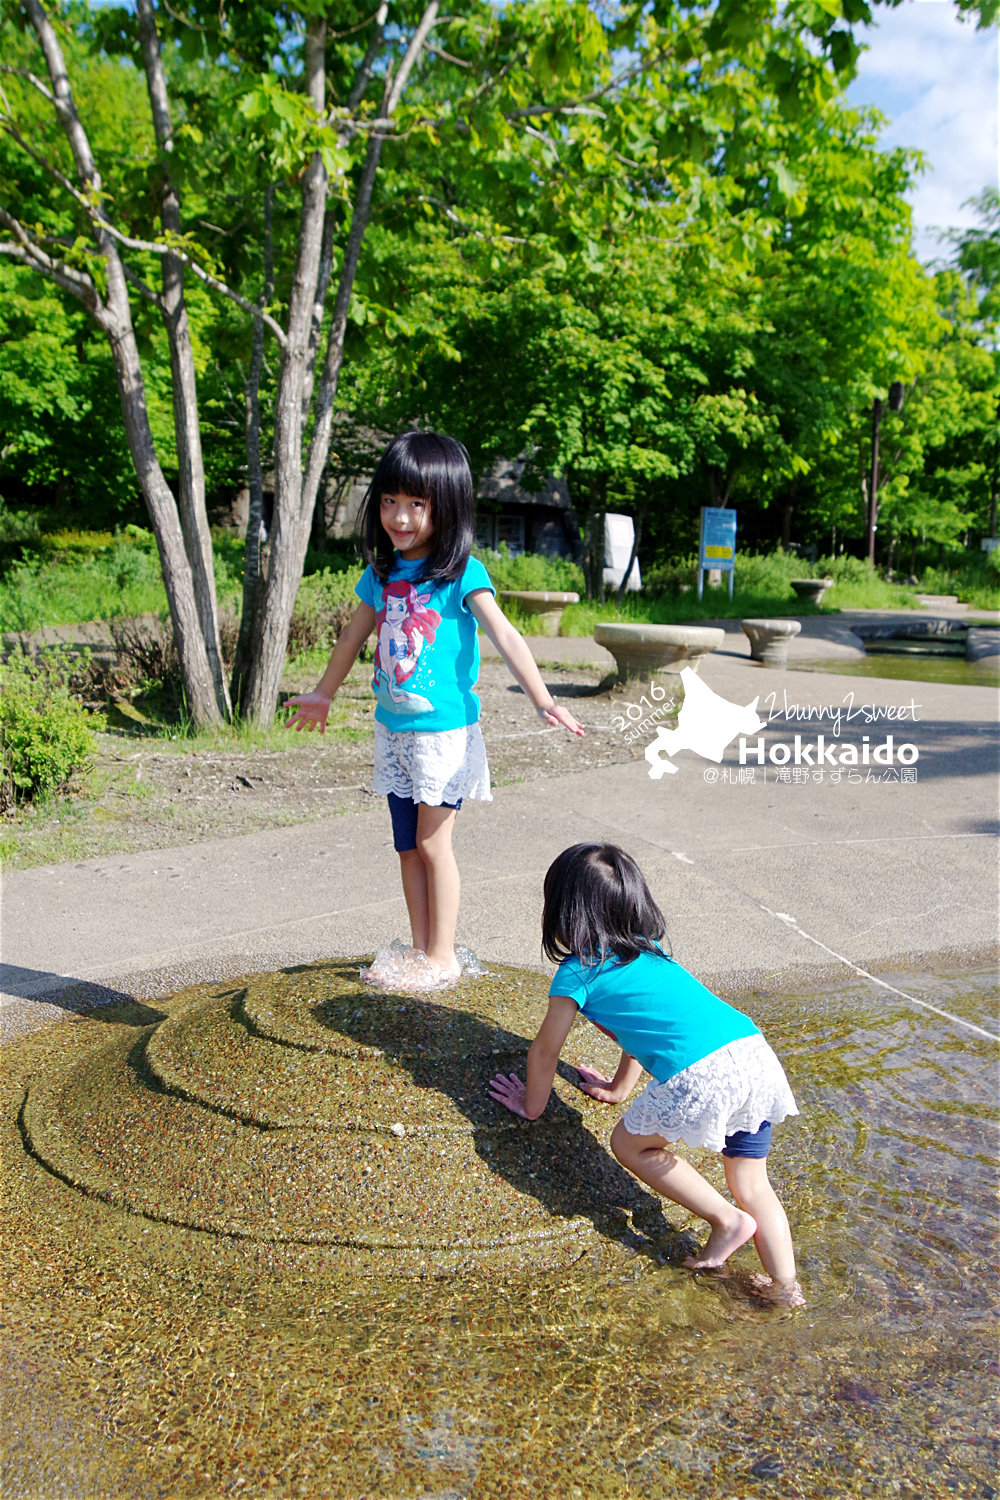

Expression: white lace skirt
xmin=373 ymin=721 xmax=493 ymax=805
xmin=620 ymin=1033 xmax=798 ymax=1152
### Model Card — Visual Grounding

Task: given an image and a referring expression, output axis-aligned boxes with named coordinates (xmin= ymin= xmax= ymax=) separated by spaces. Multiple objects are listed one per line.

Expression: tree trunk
xmin=242 ymin=2 xmax=439 ymax=723
xmin=22 ymin=0 xmax=221 ymax=727
xmin=136 ymin=0 xmax=230 ymax=720
xmin=242 ymin=16 xmax=329 ymax=723
xmin=781 ymin=500 xmax=794 ymax=550
xmin=108 ymin=318 xmax=224 ymax=725
xmin=232 ymin=184 xmax=275 ymax=712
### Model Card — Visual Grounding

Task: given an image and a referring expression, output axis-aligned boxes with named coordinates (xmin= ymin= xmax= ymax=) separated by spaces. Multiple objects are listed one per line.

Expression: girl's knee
xmin=415 ymin=830 xmax=448 ymax=862
xmin=612 ymin=1121 xmax=674 ymax=1169
xmin=724 ymin=1156 xmax=772 ymax=1208
xmin=610 ymin=1120 xmax=632 ymax=1163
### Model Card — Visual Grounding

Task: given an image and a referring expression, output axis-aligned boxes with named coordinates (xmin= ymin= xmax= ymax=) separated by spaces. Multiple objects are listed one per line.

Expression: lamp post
xmin=867 ymin=381 xmax=904 ymax=567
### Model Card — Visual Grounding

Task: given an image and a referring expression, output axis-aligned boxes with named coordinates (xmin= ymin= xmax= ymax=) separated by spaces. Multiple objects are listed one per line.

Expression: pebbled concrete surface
xmin=2 ymin=652 xmax=997 ymax=1040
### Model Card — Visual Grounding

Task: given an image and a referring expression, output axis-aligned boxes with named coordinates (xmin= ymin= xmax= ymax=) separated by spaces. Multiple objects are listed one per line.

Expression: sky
xmin=845 ymin=0 xmax=999 ymax=263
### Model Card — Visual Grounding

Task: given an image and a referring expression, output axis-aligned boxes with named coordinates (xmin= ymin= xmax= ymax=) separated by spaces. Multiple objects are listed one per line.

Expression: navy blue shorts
xmin=722 ymin=1121 xmax=772 ymax=1159
xmin=387 ymin=792 xmax=462 ymax=853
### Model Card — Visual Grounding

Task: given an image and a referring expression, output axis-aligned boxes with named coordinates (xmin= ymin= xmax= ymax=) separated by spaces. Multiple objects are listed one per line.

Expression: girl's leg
xmin=610 ymin=1121 xmax=756 ymax=1269
xmin=398 ymin=850 xmax=430 ymax=953
xmin=415 ymin=803 xmax=460 ymax=974
xmin=723 ymin=1155 xmax=803 ymax=1302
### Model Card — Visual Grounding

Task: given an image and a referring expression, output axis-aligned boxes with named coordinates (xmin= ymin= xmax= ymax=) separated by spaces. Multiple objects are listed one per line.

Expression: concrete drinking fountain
xmin=741 ymin=618 xmax=802 ymax=668
xmin=789 ymin=578 xmax=834 ymax=606
xmin=498 ymin=591 xmax=579 ymax=636
xmin=593 ymin=623 xmax=725 ymax=683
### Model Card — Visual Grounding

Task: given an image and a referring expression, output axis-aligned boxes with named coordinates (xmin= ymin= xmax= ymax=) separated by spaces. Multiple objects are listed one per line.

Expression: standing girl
xmin=286 ymin=431 xmax=584 ymax=988
xmin=489 ymin=843 xmax=804 ymax=1305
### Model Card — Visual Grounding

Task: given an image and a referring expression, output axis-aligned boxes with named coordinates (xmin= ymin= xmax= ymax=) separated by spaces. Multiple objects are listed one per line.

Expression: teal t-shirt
xmin=549 ymin=949 xmax=759 ymax=1084
xmin=355 ymin=554 xmax=495 ymax=732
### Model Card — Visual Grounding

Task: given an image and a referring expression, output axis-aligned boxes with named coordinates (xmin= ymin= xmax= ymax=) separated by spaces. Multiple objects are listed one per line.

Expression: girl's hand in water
xmin=284 ymin=693 xmax=332 ymax=733
xmin=537 ymin=704 xmax=585 ymax=737
xmin=488 ymin=1072 xmax=530 ymax=1118
xmin=575 ymin=1064 xmax=626 ymax=1103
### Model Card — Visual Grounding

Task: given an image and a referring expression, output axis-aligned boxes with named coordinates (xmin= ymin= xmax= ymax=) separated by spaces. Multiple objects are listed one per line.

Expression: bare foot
xmin=749 ymin=1272 xmax=806 ymax=1307
xmin=428 ymin=959 xmax=461 ymax=987
xmin=683 ymin=1210 xmax=757 ymax=1270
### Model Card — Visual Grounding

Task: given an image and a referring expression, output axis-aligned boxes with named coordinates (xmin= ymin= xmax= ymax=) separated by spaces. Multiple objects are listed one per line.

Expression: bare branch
xmin=415 ymin=195 xmax=529 ymax=242
xmin=504 ymin=54 xmax=657 ymax=120
xmin=159 ymin=0 xmax=207 ymax=32
xmin=0 ymin=117 xmax=88 ymax=208
xmin=330 ymin=5 xmax=385 ymax=41
xmin=121 ymin=260 xmax=164 ymax=307
xmin=0 ymin=207 xmax=100 ymax=306
xmin=172 ymin=248 xmax=288 ymax=347
xmin=427 ymin=46 xmax=472 ymax=68
xmin=385 ymin=1 xmax=441 ymax=116
xmin=1 ymin=111 xmax=289 ymax=347
xmin=346 ymin=0 xmax=389 ymax=112
xmin=0 ymin=64 xmax=56 ymax=107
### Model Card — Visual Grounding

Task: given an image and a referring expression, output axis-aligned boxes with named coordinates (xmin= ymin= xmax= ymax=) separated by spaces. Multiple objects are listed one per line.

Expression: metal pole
xmin=727 ymin=569 xmax=734 ymax=600
xmin=867 ymin=397 xmax=882 ymax=567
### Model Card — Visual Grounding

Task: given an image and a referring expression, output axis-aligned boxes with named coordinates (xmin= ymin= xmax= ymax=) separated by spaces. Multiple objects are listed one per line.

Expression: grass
xmin=914 ymin=561 xmax=1000 ymax=612
xmin=553 ymin=552 xmax=925 ymax=635
xmin=0 ymin=508 xmax=364 ymax=636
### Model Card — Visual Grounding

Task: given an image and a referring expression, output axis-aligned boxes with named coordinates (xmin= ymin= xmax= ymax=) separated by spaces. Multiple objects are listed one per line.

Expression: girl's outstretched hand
xmin=489 ymin=1071 xmax=530 ymax=1118
xmin=284 ymin=692 xmax=332 ymax=733
xmin=575 ymin=1064 xmax=624 ymax=1104
xmin=538 ymin=704 xmax=585 ymax=737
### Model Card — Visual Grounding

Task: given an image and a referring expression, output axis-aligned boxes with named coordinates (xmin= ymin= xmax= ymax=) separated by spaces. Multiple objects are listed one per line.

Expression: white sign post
xmin=604 ymin=514 xmax=641 ymax=592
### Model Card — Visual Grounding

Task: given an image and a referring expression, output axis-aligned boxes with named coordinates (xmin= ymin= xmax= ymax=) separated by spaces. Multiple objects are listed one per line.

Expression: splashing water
xmin=360 ymin=940 xmax=487 ymax=992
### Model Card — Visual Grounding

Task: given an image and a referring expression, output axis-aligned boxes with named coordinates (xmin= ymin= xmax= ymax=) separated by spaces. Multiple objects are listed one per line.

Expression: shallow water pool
xmin=2 ymin=963 xmax=997 ymax=1498
xmin=795 ymin=655 xmax=1000 ymax=689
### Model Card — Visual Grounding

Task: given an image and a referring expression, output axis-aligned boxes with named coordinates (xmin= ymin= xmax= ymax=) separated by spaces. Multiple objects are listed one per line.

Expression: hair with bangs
xmin=542 ymin=843 xmax=670 ymax=967
xmin=358 ymin=430 xmax=475 ymax=583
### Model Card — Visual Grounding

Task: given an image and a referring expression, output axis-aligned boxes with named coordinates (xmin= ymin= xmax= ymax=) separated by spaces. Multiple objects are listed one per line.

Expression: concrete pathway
xmin=2 ymin=650 xmax=996 ymax=1039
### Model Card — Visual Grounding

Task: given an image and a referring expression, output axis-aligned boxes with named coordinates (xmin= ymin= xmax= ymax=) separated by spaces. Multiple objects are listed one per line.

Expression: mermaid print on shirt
xmin=355 ymin=554 xmax=494 ymax=731
xmin=373 ymin=580 xmax=442 ymax=716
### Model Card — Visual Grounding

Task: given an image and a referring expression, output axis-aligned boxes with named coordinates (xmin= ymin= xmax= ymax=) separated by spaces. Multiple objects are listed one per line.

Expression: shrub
xmin=0 ymin=651 xmax=104 ymax=806
xmin=473 ymin=545 xmax=585 ymax=594
xmin=814 ymin=553 xmax=874 ymax=585
xmin=916 ymin=556 xmax=1000 ymax=611
xmin=287 ymin=565 xmax=366 ymax=658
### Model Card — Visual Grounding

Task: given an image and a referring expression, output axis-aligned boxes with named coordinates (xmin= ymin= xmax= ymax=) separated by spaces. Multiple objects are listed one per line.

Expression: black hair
xmin=541 ymin=843 xmax=670 ymax=967
xmin=357 ymin=430 xmax=476 ymax=583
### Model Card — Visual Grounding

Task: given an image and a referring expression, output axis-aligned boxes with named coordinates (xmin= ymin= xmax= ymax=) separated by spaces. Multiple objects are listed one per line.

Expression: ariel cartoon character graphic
xmin=372 ymin=580 xmax=442 ymax=715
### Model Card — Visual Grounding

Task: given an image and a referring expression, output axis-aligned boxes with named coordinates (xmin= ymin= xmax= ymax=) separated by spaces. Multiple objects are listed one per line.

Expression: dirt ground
xmin=4 ymin=659 xmax=651 ymax=869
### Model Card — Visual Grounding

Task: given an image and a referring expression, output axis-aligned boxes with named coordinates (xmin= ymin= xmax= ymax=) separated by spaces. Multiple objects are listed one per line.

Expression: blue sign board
xmin=697 ymin=507 xmax=737 ymax=600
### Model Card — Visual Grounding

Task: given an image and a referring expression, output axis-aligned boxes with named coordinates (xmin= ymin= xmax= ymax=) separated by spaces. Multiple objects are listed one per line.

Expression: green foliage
xmin=0 ymin=522 xmax=249 ymax=633
xmin=917 ymin=553 xmax=1000 ymax=611
xmin=473 ymin=546 xmax=585 ymax=594
xmin=0 ymin=651 xmax=104 ymax=804
xmin=0 ymin=526 xmax=168 ymax=631
xmin=3 ymin=0 xmax=997 ymax=625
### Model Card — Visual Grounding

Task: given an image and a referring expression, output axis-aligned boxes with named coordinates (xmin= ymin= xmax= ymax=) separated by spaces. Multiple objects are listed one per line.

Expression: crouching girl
xmin=489 ymin=842 xmax=804 ymax=1306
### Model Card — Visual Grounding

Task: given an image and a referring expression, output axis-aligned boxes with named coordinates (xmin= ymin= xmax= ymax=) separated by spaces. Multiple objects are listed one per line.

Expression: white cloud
xmin=845 ymin=0 xmax=999 ymax=261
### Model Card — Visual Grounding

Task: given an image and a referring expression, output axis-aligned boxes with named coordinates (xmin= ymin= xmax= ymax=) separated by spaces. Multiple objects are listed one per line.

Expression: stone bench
xmin=593 ymin=623 xmax=725 ymax=682
xmin=790 ymin=578 xmax=834 ymax=606
xmin=499 ymin=590 xmax=580 ymax=637
xmin=741 ymin=618 xmax=802 ymax=668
